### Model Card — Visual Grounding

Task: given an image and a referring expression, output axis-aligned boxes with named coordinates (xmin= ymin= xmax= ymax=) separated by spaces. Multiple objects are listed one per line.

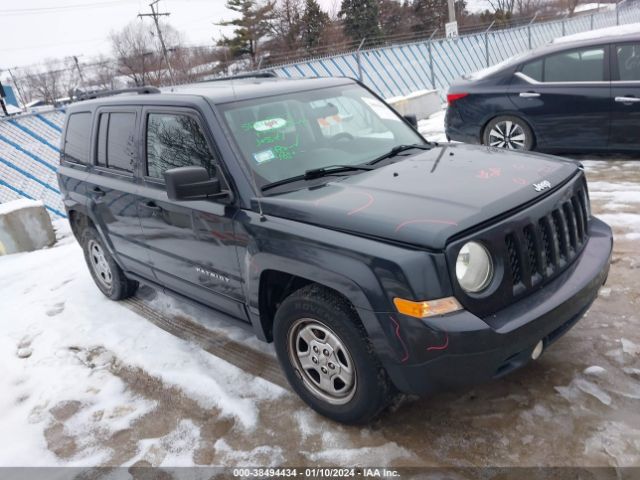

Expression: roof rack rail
xmin=198 ymin=71 xmax=278 ymax=83
xmin=77 ymin=86 xmax=161 ymax=101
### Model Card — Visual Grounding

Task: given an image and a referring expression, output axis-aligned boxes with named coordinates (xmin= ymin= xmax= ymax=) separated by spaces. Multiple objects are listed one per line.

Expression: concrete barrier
xmin=0 ymin=199 xmax=56 ymax=255
xmin=387 ymin=90 xmax=443 ymax=120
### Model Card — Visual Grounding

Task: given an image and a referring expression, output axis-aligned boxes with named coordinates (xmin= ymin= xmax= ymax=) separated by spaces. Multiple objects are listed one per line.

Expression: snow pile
xmin=418 ymin=110 xmax=448 ymax=143
xmin=0 ymin=198 xmax=44 ymax=215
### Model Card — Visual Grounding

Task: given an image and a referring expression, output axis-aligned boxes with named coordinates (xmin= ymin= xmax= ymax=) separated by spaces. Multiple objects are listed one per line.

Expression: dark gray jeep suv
xmin=57 ymin=75 xmax=613 ymax=424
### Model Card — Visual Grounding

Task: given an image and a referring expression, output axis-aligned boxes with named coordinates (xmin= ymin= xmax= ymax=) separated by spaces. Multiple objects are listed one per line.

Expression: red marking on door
xmin=512 ymin=177 xmax=528 ymax=185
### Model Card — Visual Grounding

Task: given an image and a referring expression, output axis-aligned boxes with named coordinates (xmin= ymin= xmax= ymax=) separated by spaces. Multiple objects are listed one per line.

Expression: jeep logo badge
xmin=533 ymin=180 xmax=551 ymax=192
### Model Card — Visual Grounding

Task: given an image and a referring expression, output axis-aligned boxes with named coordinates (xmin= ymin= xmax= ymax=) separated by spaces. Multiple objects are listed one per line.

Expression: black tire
xmin=483 ymin=115 xmax=535 ymax=151
xmin=273 ymin=284 xmax=395 ymax=424
xmin=81 ymin=227 xmax=138 ymax=300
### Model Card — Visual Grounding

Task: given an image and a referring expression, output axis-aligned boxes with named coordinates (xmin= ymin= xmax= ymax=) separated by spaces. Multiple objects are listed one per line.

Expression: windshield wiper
xmin=367 ymin=143 xmax=432 ymax=166
xmin=261 ymin=164 xmax=374 ymax=193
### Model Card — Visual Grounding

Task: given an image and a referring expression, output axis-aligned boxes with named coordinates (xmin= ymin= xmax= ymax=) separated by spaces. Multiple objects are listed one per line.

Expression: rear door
xmin=84 ymin=107 xmax=152 ymax=278
xmin=136 ymin=106 xmax=247 ymax=320
xmin=510 ymin=45 xmax=611 ymax=150
xmin=610 ymin=41 xmax=640 ymax=150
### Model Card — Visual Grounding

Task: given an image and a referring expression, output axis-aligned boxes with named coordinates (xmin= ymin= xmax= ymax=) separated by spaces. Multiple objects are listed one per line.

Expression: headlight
xmin=456 ymin=241 xmax=493 ymax=293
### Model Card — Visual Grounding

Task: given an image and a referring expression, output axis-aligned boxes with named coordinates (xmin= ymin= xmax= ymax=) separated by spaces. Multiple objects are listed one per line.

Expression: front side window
xmin=95 ymin=112 xmax=137 ymax=173
xmin=219 ymin=85 xmax=424 ymax=187
xmin=63 ymin=112 xmax=92 ymax=163
xmin=616 ymin=43 xmax=640 ymax=81
xmin=146 ymin=113 xmax=217 ymax=179
xmin=543 ymin=47 xmax=605 ymax=82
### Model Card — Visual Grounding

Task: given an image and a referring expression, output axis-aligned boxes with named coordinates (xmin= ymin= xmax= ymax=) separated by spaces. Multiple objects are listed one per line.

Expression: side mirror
xmin=403 ymin=114 xmax=418 ymax=128
xmin=164 ymin=166 xmax=221 ymax=201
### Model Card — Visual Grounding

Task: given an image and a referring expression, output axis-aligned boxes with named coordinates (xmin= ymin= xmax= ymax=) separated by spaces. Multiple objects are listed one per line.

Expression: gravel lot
xmin=1 ymin=157 xmax=638 ymax=469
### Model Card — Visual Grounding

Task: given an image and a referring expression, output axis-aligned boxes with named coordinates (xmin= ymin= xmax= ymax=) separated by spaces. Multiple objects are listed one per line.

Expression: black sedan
xmin=445 ymin=32 xmax=640 ymax=152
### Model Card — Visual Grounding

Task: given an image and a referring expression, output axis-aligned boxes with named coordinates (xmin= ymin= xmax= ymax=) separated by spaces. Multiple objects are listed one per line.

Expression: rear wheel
xmin=273 ymin=284 xmax=394 ymax=424
xmin=483 ymin=115 xmax=534 ymax=150
xmin=81 ymin=227 xmax=138 ymax=300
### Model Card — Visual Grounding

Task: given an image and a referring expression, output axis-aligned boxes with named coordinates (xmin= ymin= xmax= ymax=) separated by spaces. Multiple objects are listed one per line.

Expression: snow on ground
xmin=418 ymin=110 xmax=448 ymax=143
xmin=0 ymin=222 xmax=284 ymax=466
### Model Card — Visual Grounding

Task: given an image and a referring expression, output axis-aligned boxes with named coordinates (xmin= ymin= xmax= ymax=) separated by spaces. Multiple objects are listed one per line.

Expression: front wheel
xmin=273 ymin=284 xmax=395 ymax=424
xmin=483 ymin=115 xmax=534 ymax=151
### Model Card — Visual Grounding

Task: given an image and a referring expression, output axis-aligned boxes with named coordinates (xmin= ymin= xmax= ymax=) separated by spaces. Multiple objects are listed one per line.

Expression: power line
xmin=0 ymin=0 xmax=135 ymax=16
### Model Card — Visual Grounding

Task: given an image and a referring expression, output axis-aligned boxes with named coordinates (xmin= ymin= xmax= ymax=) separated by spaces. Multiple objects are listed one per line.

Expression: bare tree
xmin=109 ymin=21 xmax=183 ymax=86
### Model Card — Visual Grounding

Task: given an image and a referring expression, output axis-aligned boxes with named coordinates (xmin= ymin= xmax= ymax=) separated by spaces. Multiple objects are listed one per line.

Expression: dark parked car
xmin=446 ymin=33 xmax=640 ymax=152
xmin=58 ymin=76 xmax=612 ymax=424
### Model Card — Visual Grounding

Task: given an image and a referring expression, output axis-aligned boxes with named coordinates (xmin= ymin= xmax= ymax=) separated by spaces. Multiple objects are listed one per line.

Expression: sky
xmin=0 ymin=0 xmax=339 ymax=71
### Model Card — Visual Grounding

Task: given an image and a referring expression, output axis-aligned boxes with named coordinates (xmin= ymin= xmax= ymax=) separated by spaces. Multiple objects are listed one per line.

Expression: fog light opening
xmin=531 ymin=340 xmax=544 ymax=360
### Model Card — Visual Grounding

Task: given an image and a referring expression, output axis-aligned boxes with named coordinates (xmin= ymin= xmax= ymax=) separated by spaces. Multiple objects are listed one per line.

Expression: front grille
xmin=504 ymin=186 xmax=589 ymax=293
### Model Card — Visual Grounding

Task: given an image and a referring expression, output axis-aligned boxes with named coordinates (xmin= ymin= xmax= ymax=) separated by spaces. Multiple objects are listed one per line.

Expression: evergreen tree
xmin=301 ymin=0 xmax=329 ymax=50
xmin=218 ymin=0 xmax=276 ymax=68
xmin=338 ymin=0 xmax=382 ymax=45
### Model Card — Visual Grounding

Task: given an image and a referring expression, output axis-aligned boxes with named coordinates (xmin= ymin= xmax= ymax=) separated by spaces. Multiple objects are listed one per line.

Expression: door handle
xmin=519 ymin=91 xmax=540 ymax=98
xmin=90 ymin=187 xmax=105 ymax=198
xmin=615 ymin=96 xmax=640 ymax=104
xmin=140 ymin=201 xmax=162 ymax=213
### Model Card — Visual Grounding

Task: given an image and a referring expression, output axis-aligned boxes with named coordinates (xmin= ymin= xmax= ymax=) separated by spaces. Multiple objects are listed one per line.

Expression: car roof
xmin=516 ymin=31 xmax=640 ymax=64
xmin=66 ymin=76 xmax=356 ymax=112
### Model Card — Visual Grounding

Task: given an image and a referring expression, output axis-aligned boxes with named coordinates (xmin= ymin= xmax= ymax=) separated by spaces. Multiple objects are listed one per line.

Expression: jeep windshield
xmin=218 ymin=84 xmax=426 ymax=192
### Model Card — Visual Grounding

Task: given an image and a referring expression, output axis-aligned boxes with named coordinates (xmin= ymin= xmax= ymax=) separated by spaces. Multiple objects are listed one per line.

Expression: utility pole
xmin=72 ymin=56 xmax=86 ymax=89
xmin=445 ymin=0 xmax=458 ymax=38
xmin=6 ymin=68 xmax=27 ymax=108
xmin=138 ymin=0 xmax=176 ymax=85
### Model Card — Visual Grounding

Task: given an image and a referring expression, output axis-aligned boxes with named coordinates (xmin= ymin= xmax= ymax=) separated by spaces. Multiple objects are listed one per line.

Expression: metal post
xmin=356 ymin=37 xmax=366 ymax=81
xmin=527 ymin=13 xmax=537 ymax=49
xmin=590 ymin=13 xmax=594 ymax=29
xmin=562 ymin=19 xmax=565 ymax=36
xmin=485 ymin=21 xmax=495 ymax=68
xmin=428 ymin=28 xmax=438 ymax=90
xmin=616 ymin=0 xmax=620 ymax=25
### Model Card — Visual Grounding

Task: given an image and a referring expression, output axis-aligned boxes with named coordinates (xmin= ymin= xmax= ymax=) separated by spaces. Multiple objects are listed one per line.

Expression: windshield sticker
xmin=253 ymin=149 xmax=275 ymax=164
xmin=361 ymin=97 xmax=400 ymax=121
xmin=253 ymin=118 xmax=287 ymax=132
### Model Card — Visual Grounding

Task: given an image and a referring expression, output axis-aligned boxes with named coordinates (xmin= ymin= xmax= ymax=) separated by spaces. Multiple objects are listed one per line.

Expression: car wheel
xmin=82 ymin=227 xmax=138 ymax=300
xmin=483 ymin=116 xmax=534 ymax=150
xmin=273 ymin=284 xmax=395 ymax=424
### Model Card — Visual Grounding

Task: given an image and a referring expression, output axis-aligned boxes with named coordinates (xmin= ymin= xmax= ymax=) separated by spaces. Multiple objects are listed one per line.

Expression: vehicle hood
xmin=256 ymin=144 xmax=580 ymax=250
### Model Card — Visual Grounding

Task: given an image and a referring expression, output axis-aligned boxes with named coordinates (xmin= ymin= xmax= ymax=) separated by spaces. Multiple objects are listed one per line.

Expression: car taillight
xmin=447 ymin=93 xmax=469 ymax=105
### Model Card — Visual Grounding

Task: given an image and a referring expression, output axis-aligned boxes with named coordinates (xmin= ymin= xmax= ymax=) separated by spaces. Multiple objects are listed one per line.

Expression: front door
xmin=610 ymin=41 xmax=640 ymax=150
xmin=510 ymin=45 xmax=611 ymax=150
xmin=136 ymin=108 xmax=247 ymax=321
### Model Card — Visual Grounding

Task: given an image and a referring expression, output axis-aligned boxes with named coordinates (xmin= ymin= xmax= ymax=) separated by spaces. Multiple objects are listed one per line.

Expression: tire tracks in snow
xmin=121 ymin=297 xmax=289 ymax=390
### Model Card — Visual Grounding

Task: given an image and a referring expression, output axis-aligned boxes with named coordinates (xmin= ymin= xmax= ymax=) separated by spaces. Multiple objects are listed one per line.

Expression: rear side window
xmin=616 ymin=43 xmax=640 ymax=81
xmin=521 ymin=59 xmax=543 ymax=82
xmin=95 ymin=112 xmax=137 ymax=173
xmin=63 ymin=112 xmax=91 ymax=163
xmin=544 ymin=47 xmax=605 ymax=82
xmin=146 ymin=113 xmax=217 ymax=179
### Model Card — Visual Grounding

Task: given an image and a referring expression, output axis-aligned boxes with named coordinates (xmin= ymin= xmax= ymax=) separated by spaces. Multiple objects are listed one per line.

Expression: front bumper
xmin=384 ymin=217 xmax=613 ymax=395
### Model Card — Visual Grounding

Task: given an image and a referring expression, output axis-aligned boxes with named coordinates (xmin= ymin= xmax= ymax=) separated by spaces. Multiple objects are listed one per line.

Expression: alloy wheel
xmin=489 ymin=120 xmax=527 ymax=150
